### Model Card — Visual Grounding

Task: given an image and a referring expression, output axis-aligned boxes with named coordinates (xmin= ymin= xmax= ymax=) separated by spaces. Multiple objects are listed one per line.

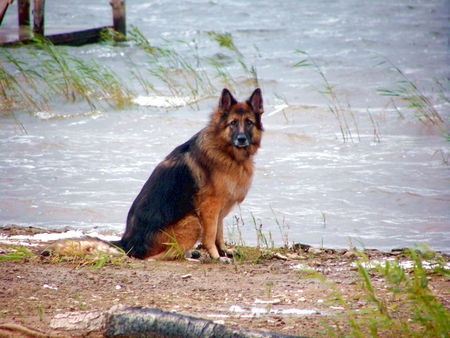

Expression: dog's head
xmin=212 ymin=88 xmax=263 ymax=160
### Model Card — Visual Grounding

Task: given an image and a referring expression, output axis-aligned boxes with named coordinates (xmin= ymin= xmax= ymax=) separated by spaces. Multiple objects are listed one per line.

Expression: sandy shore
xmin=0 ymin=225 xmax=448 ymax=337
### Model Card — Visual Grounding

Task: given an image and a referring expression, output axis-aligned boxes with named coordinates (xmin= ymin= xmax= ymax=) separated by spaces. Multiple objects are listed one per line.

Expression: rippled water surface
xmin=1 ymin=0 xmax=449 ymax=252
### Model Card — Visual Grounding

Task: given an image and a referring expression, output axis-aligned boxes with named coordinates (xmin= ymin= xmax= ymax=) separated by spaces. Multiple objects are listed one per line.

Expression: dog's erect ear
xmin=248 ymin=88 xmax=263 ymax=114
xmin=219 ymin=88 xmax=237 ymax=112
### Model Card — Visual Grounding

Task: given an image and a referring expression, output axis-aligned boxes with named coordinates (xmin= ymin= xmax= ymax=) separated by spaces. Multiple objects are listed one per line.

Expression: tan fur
xmin=49 ymin=237 xmax=122 ymax=257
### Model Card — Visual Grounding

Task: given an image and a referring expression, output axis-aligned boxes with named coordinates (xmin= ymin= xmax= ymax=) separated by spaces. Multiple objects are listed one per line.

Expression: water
xmin=1 ymin=0 xmax=449 ymax=252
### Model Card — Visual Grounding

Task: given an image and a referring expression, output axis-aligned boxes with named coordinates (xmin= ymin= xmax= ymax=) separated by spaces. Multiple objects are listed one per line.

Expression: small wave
xmin=132 ymin=95 xmax=195 ymax=108
xmin=33 ymin=110 xmax=101 ymax=120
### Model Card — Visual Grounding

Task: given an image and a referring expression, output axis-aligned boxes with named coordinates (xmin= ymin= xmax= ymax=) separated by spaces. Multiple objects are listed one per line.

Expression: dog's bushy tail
xmin=42 ymin=236 xmax=124 ymax=257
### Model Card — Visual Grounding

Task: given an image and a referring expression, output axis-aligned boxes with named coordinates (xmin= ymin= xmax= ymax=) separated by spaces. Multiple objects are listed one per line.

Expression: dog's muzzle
xmin=234 ymin=134 xmax=250 ymax=148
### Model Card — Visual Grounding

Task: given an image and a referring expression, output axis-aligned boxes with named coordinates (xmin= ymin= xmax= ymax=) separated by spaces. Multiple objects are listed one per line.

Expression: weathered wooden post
xmin=18 ymin=0 xmax=31 ymax=40
xmin=33 ymin=0 xmax=45 ymax=36
xmin=110 ymin=0 xmax=126 ymax=37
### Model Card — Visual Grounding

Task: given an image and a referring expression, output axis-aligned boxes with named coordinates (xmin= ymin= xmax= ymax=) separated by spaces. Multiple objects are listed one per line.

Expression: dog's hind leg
xmin=147 ymin=214 xmax=201 ymax=260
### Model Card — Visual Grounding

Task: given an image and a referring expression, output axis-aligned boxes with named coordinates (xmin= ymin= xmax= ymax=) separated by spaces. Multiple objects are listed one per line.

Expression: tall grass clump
xmin=293 ymin=50 xmax=361 ymax=143
xmin=0 ymin=245 xmax=35 ymax=261
xmin=225 ymin=207 xmax=295 ymax=256
xmin=30 ymin=36 xmax=134 ymax=110
xmin=0 ymin=51 xmax=49 ymax=115
xmin=302 ymin=248 xmax=449 ymax=336
xmin=252 ymin=213 xmax=275 ymax=250
xmin=0 ymin=244 xmax=128 ymax=269
xmin=128 ymin=25 xmax=217 ymax=102
xmin=271 ymin=207 xmax=290 ymax=249
xmin=376 ymin=57 xmax=447 ymax=127
xmin=161 ymin=231 xmax=186 ymax=260
xmin=226 ymin=212 xmax=247 ymax=248
xmin=2 ymin=27 xmax=261 ymax=115
xmin=207 ymin=31 xmax=259 ymax=89
xmin=127 ymin=26 xmax=259 ymax=103
xmin=0 ymin=37 xmax=133 ymax=116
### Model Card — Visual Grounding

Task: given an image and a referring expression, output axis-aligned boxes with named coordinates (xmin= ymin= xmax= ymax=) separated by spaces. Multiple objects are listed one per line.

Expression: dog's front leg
xmin=198 ymin=198 xmax=222 ymax=260
xmin=216 ymin=207 xmax=236 ymax=257
xmin=216 ymin=217 xmax=226 ymax=255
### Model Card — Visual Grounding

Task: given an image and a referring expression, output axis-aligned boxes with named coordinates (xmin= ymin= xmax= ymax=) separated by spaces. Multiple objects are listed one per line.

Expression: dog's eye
xmin=245 ymin=118 xmax=254 ymax=126
xmin=229 ymin=119 xmax=238 ymax=127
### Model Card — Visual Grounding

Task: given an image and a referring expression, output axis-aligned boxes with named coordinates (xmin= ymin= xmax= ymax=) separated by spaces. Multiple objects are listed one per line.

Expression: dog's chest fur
xmin=211 ymin=161 xmax=253 ymax=205
xmin=223 ymin=167 xmax=252 ymax=203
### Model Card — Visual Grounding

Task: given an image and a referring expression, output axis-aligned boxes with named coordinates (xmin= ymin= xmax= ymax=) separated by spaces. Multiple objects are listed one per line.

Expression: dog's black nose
xmin=237 ymin=135 xmax=247 ymax=143
xmin=235 ymin=134 xmax=249 ymax=147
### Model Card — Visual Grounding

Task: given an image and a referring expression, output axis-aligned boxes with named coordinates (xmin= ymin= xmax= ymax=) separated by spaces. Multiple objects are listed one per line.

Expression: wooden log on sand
xmin=105 ymin=307 xmax=301 ymax=338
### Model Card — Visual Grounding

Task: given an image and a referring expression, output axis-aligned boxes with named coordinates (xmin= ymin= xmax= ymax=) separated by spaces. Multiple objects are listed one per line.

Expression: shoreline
xmin=0 ymin=225 xmax=449 ymax=337
xmin=1 ymin=224 xmax=447 ymax=256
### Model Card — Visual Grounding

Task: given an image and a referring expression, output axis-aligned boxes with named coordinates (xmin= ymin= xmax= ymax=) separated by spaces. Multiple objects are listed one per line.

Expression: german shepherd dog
xmin=112 ymin=88 xmax=263 ymax=260
xmin=48 ymin=88 xmax=263 ymax=261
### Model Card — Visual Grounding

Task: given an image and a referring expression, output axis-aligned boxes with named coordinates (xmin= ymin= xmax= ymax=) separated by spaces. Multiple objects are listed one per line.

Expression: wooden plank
xmin=46 ymin=26 xmax=110 ymax=45
xmin=110 ymin=0 xmax=126 ymax=36
xmin=33 ymin=0 xmax=45 ymax=35
xmin=0 ymin=26 xmax=112 ymax=46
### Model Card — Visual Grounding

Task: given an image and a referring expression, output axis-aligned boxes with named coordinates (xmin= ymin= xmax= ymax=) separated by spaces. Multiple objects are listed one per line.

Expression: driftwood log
xmin=105 ymin=307 xmax=301 ymax=337
xmin=50 ymin=306 xmax=301 ymax=337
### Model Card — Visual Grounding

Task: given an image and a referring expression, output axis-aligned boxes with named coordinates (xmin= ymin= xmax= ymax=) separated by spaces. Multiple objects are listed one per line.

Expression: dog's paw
xmin=219 ymin=247 xmax=240 ymax=258
xmin=218 ymin=256 xmax=234 ymax=264
xmin=184 ymin=250 xmax=202 ymax=259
